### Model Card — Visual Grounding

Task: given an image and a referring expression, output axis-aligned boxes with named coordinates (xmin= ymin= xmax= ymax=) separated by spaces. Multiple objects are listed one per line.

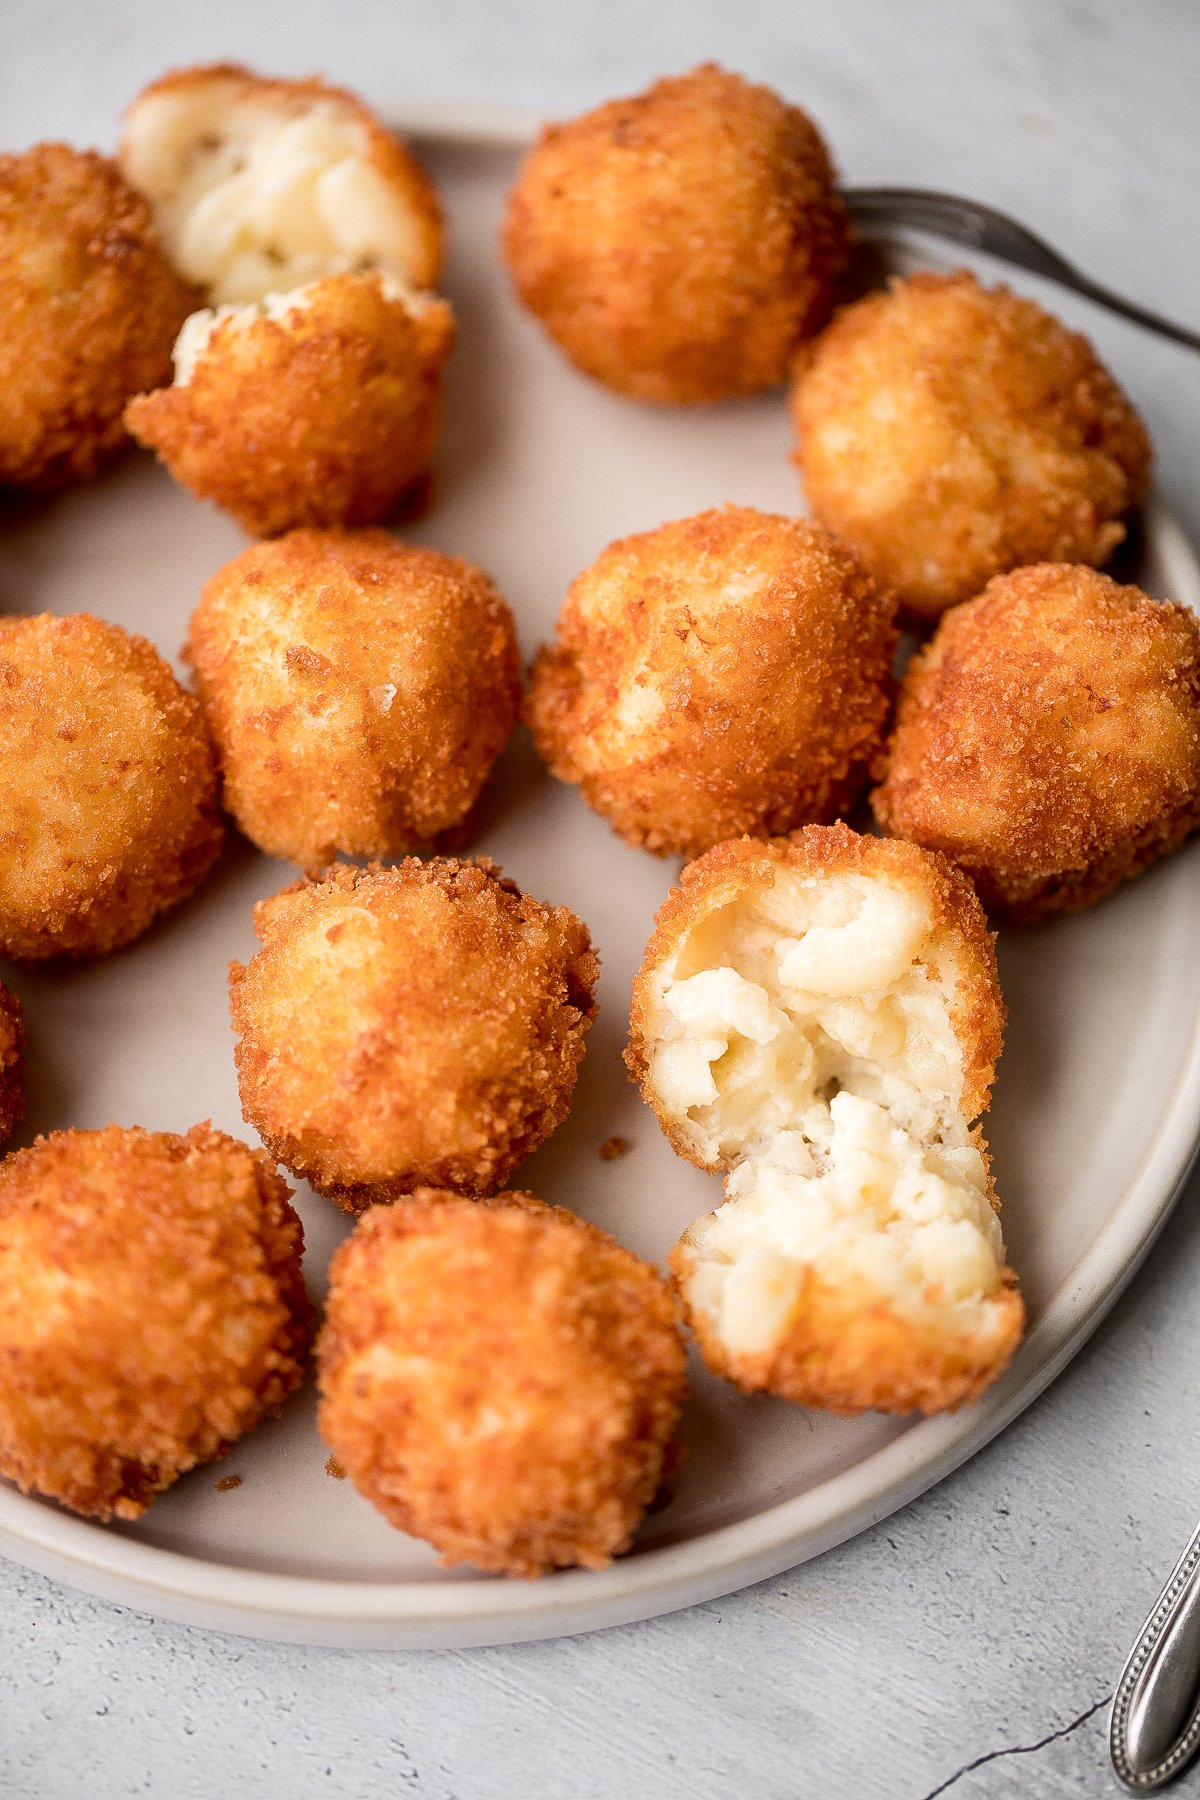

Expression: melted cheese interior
xmin=123 ymin=82 xmax=429 ymax=304
xmin=647 ymin=870 xmax=1006 ymax=1358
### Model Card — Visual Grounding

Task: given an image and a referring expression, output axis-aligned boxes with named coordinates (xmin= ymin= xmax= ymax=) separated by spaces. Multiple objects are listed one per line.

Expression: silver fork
xmin=842 ymin=187 xmax=1200 ymax=354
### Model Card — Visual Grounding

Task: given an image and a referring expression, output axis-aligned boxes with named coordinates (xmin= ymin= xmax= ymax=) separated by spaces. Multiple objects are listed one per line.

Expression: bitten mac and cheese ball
xmin=119 ymin=64 xmax=454 ymax=534
xmin=628 ymin=826 xmax=1024 ymax=1416
xmin=791 ymin=270 xmax=1152 ymax=620
xmin=526 ymin=506 xmax=896 ymax=857
xmin=318 ymin=1193 xmax=688 ymax=1576
xmin=187 ymin=530 xmax=521 ymax=868
xmin=229 ymin=859 xmax=599 ymax=1211
xmin=0 ymin=613 xmax=223 ymax=961
xmin=872 ymin=563 xmax=1200 ymax=922
xmin=503 ymin=64 xmax=851 ymax=405
xmin=0 ymin=143 xmax=196 ymax=490
xmin=0 ymin=1124 xmax=312 ymax=1521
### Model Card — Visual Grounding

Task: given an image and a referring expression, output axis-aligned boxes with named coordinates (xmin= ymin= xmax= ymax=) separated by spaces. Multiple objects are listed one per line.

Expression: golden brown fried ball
xmin=791 ymin=270 xmax=1152 ymax=621
xmin=0 ymin=1123 xmax=312 ymax=1520
xmin=0 ymin=613 xmax=223 ymax=962
xmin=872 ymin=563 xmax=1200 ymax=922
xmin=628 ymin=826 xmax=1023 ymax=1415
xmin=186 ymin=529 xmax=521 ymax=868
xmin=317 ymin=1191 xmax=688 ymax=1576
xmin=229 ymin=859 xmax=599 ymax=1211
xmin=0 ymin=985 xmax=25 ymax=1147
xmin=502 ymin=63 xmax=851 ymax=405
xmin=0 ymin=143 xmax=197 ymax=490
xmin=124 ymin=274 xmax=455 ymax=537
xmin=526 ymin=506 xmax=897 ymax=857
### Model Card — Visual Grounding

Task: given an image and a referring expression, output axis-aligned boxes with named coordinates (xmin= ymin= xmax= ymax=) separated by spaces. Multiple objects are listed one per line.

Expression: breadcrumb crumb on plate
xmin=0 ymin=109 xmax=1199 ymax=1647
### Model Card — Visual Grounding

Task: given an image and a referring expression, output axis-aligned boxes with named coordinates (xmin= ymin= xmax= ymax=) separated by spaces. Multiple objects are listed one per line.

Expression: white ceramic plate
xmin=0 ymin=114 xmax=1198 ymax=1649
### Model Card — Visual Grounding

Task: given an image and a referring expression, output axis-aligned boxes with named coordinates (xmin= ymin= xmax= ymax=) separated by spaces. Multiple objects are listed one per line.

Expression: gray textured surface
xmin=3 ymin=2 xmax=1200 ymax=1795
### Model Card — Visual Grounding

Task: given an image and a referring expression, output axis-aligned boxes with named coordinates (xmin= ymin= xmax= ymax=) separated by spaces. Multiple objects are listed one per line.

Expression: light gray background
xmin=2 ymin=2 xmax=1199 ymax=1795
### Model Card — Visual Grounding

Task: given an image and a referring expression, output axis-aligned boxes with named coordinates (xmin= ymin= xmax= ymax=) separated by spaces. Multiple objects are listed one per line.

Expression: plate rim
xmin=1 ymin=107 xmax=1197 ymax=1648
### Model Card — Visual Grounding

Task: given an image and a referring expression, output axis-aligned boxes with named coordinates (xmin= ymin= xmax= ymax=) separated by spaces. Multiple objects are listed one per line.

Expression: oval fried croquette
xmin=0 ymin=1123 xmax=312 ymax=1520
xmin=628 ymin=826 xmax=1023 ymax=1415
xmin=317 ymin=1192 xmax=688 ymax=1576
xmin=871 ymin=563 xmax=1200 ymax=922
xmin=526 ymin=506 xmax=897 ymax=857
xmin=0 ymin=613 xmax=223 ymax=961
xmin=229 ymin=859 xmax=599 ymax=1211
xmin=124 ymin=274 xmax=455 ymax=537
xmin=503 ymin=64 xmax=851 ymax=405
xmin=790 ymin=270 xmax=1152 ymax=621
xmin=0 ymin=143 xmax=197 ymax=491
xmin=186 ymin=528 xmax=520 ymax=868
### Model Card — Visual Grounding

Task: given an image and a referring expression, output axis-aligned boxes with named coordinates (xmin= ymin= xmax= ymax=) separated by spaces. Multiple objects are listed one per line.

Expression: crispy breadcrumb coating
xmin=791 ymin=270 xmax=1152 ymax=620
xmin=0 ymin=613 xmax=223 ymax=962
xmin=119 ymin=62 xmax=443 ymax=302
xmin=0 ymin=1123 xmax=312 ymax=1520
xmin=872 ymin=563 xmax=1200 ymax=922
xmin=0 ymin=986 xmax=25 ymax=1147
xmin=0 ymin=143 xmax=197 ymax=490
xmin=230 ymin=859 xmax=599 ymax=1210
xmin=125 ymin=273 xmax=455 ymax=536
xmin=317 ymin=1192 xmax=688 ymax=1576
xmin=526 ymin=506 xmax=897 ymax=857
xmin=186 ymin=529 xmax=520 ymax=867
xmin=628 ymin=826 xmax=1023 ymax=1414
xmin=503 ymin=64 xmax=851 ymax=405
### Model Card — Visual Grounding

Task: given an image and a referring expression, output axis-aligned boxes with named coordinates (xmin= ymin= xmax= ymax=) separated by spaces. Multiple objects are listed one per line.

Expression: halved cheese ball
xmin=186 ymin=528 xmax=520 ymax=867
xmin=119 ymin=62 xmax=442 ymax=303
xmin=318 ymin=1191 xmax=688 ymax=1576
xmin=526 ymin=507 xmax=896 ymax=857
xmin=628 ymin=826 xmax=1024 ymax=1414
xmin=125 ymin=273 xmax=454 ymax=536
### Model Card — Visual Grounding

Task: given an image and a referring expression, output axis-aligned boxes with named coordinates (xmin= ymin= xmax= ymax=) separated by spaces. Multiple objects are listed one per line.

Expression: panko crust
xmin=120 ymin=62 xmax=444 ymax=291
xmin=0 ymin=613 xmax=223 ymax=962
xmin=503 ymin=63 xmax=851 ymax=405
xmin=230 ymin=859 xmax=599 ymax=1210
xmin=125 ymin=274 xmax=455 ymax=537
xmin=0 ymin=1123 xmax=312 ymax=1521
xmin=526 ymin=507 xmax=897 ymax=858
xmin=0 ymin=143 xmax=198 ymax=490
xmin=791 ymin=270 xmax=1152 ymax=620
xmin=186 ymin=529 xmax=521 ymax=868
xmin=626 ymin=825 xmax=1005 ymax=1164
xmin=317 ymin=1192 xmax=688 ymax=1576
xmin=871 ymin=563 xmax=1200 ymax=923
xmin=0 ymin=985 xmax=26 ymax=1147
xmin=668 ymin=1249 xmax=1023 ymax=1416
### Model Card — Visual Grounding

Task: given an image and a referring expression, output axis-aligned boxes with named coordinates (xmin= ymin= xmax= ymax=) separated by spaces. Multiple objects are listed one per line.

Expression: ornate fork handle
xmin=842 ymin=187 xmax=1200 ymax=355
xmin=1110 ymin=1516 xmax=1200 ymax=1789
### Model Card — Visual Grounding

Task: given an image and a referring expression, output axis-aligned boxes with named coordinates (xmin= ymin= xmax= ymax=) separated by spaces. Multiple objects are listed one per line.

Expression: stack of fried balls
xmin=0 ymin=57 xmax=1195 ymax=1582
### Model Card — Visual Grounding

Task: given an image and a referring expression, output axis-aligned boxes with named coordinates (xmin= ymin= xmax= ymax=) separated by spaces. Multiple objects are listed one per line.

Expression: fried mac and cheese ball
xmin=0 ymin=1124 xmax=312 ymax=1521
xmin=527 ymin=506 xmax=896 ymax=857
xmin=119 ymin=64 xmax=453 ymax=535
xmin=124 ymin=273 xmax=455 ymax=537
xmin=791 ymin=270 xmax=1152 ymax=621
xmin=502 ymin=64 xmax=851 ymax=405
xmin=0 ymin=986 xmax=26 ymax=1148
xmin=0 ymin=143 xmax=196 ymax=490
xmin=628 ymin=826 xmax=1024 ymax=1415
xmin=872 ymin=564 xmax=1200 ymax=923
xmin=0 ymin=613 xmax=223 ymax=961
xmin=230 ymin=860 xmax=599 ymax=1210
xmin=317 ymin=1192 xmax=688 ymax=1576
xmin=187 ymin=530 xmax=521 ymax=868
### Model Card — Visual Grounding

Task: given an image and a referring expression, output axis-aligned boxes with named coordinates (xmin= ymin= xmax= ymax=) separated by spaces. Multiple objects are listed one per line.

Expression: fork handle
xmin=1111 ymin=1516 xmax=1200 ymax=1789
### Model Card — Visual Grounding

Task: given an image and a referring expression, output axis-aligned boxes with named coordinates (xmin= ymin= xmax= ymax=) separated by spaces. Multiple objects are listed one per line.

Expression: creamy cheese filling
xmin=123 ymin=87 xmax=429 ymax=304
xmin=649 ymin=872 xmax=1006 ymax=1358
